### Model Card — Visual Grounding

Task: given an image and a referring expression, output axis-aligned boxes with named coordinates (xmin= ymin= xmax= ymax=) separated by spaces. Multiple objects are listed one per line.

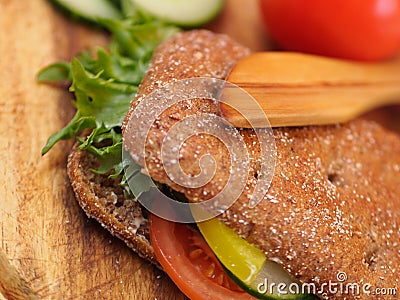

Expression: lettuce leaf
xmin=39 ymin=13 xmax=179 ymax=183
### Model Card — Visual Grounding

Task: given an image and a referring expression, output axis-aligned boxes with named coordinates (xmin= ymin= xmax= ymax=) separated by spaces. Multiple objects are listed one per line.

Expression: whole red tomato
xmin=259 ymin=0 xmax=400 ymax=61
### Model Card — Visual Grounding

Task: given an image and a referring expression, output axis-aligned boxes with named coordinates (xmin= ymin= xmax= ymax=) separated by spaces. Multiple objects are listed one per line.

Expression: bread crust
xmin=67 ymin=146 xmax=159 ymax=267
xmin=123 ymin=30 xmax=400 ymax=299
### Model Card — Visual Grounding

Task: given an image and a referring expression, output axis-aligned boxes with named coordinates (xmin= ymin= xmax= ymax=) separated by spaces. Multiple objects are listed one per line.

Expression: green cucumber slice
xmin=50 ymin=0 xmax=122 ymax=23
xmin=195 ymin=216 xmax=315 ymax=299
xmin=130 ymin=0 xmax=224 ymax=26
xmin=224 ymin=261 xmax=317 ymax=300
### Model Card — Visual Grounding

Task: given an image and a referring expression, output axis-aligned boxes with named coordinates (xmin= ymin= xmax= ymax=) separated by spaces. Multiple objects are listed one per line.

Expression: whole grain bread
xmin=67 ymin=147 xmax=159 ymax=266
xmin=122 ymin=30 xmax=400 ymax=299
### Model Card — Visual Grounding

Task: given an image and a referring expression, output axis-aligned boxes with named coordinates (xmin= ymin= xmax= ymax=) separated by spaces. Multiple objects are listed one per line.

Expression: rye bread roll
xmin=68 ymin=30 xmax=400 ymax=299
xmin=67 ymin=146 xmax=159 ymax=266
xmin=122 ymin=30 xmax=400 ymax=299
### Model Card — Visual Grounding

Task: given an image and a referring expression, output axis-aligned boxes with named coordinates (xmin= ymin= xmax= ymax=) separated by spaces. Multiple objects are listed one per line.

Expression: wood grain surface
xmin=0 ymin=0 xmax=268 ymax=299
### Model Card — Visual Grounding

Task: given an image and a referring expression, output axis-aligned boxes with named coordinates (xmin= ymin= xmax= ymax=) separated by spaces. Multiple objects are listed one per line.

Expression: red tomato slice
xmin=259 ymin=0 xmax=400 ymax=61
xmin=150 ymin=213 xmax=256 ymax=300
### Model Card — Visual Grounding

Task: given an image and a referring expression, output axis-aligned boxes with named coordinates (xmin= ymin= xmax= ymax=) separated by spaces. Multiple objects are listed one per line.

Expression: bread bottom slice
xmin=67 ymin=147 xmax=159 ymax=266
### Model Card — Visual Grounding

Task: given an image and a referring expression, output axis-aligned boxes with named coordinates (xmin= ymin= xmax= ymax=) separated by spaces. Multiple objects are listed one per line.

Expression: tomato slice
xmin=150 ymin=213 xmax=257 ymax=299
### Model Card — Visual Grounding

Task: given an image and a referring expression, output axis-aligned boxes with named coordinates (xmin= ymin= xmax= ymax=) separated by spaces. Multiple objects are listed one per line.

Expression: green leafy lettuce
xmin=39 ymin=12 xmax=179 ymax=183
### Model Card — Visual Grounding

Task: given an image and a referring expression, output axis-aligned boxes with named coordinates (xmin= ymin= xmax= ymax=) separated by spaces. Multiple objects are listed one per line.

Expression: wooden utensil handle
xmin=222 ymin=52 xmax=400 ymax=127
xmin=228 ymin=52 xmax=400 ymax=85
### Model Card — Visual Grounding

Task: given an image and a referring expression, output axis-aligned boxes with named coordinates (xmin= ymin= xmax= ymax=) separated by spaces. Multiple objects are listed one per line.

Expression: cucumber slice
xmin=50 ymin=0 xmax=122 ymax=23
xmin=195 ymin=216 xmax=315 ymax=299
xmin=224 ymin=261 xmax=317 ymax=300
xmin=130 ymin=0 xmax=224 ymax=26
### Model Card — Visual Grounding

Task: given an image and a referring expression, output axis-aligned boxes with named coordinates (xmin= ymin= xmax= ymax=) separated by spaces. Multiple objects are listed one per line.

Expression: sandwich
xmin=47 ymin=29 xmax=400 ymax=299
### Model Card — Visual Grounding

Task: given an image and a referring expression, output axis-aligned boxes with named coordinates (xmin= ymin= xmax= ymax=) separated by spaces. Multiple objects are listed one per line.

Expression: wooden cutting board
xmin=0 ymin=0 xmax=269 ymax=299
